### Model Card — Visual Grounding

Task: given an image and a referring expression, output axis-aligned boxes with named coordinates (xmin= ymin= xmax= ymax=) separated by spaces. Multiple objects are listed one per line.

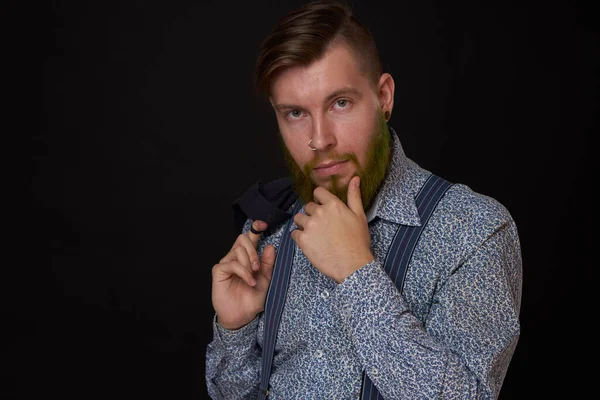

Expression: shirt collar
xmin=365 ymin=127 xmax=422 ymax=227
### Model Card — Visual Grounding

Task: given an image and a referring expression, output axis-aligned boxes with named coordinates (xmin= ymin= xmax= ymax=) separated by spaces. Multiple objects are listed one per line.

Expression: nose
xmin=310 ymin=114 xmax=336 ymax=152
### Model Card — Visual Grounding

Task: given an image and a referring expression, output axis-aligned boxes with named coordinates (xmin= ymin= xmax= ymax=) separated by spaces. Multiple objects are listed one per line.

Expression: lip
xmin=313 ymin=160 xmax=349 ymax=177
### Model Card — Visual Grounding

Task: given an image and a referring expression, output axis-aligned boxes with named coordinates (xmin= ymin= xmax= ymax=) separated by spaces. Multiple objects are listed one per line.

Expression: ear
xmin=377 ymin=73 xmax=395 ymax=117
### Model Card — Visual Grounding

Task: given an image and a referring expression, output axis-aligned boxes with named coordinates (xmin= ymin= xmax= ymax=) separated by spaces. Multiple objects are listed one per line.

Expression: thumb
xmin=346 ymin=176 xmax=365 ymax=216
xmin=259 ymin=244 xmax=276 ymax=281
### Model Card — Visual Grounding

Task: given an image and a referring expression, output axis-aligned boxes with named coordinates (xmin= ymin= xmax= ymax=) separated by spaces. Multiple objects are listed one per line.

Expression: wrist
xmin=336 ymin=251 xmax=375 ymax=283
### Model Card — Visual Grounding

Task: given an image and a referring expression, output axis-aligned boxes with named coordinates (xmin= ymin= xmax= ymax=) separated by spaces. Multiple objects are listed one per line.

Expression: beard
xmin=281 ymin=109 xmax=392 ymax=212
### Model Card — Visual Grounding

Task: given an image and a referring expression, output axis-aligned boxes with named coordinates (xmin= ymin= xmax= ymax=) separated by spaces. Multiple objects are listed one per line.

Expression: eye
xmin=286 ymin=109 xmax=303 ymax=119
xmin=333 ymin=99 xmax=351 ymax=110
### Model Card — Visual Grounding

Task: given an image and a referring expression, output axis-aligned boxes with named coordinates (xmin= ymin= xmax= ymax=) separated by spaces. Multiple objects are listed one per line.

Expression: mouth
xmin=312 ymin=160 xmax=349 ymax=177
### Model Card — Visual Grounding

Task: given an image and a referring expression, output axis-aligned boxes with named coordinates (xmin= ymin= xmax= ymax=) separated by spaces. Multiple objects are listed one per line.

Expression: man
xmin=206 ymin=1 xmax=522 ymax=399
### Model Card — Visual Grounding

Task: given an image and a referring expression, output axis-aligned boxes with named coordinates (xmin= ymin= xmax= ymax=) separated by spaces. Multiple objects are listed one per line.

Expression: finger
xmin=233 ymin=245 xmax=253 ymax=271
xmin=238 ymin=236 xmax=261 ymax=271
xmin=346 ymin=175 xmax=365 ymax=216
xmin=222 ymin=235 xmax=260 ymax=270
xmin=313 ymin=186 xmax=336 ymax=205
xmin=293 ymin=213 xmax=309 ymax=230
xmin=259 ymin=244 xmax=276 ymax=281
xmin=247 ymin=220 xmax=267 ymax=246
xmin=290 ymin=229 xmax=302 ymax=245
xmin=304 ymin=202 xmax=318 ymax=216
xmin=213 ymin=261 xmax=256 ymax=287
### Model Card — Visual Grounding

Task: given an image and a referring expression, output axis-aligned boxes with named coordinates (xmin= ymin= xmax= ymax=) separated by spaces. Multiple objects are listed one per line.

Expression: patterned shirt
xmin=206 ymin=131 xmax=522 ymax=399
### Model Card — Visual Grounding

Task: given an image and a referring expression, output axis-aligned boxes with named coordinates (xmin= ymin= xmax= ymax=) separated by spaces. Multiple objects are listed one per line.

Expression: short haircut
xmin=255 ymin=0 xmax=383 ymax=97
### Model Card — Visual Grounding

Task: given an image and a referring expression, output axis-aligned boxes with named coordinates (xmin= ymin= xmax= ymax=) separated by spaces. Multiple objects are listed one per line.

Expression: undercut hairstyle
xmin=255 ymin=0 xmax=383 ymax=97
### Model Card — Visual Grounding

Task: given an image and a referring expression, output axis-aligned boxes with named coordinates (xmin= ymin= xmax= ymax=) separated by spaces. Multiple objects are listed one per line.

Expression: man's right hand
xmin=211 ymin=220 xmax=276 ymax=330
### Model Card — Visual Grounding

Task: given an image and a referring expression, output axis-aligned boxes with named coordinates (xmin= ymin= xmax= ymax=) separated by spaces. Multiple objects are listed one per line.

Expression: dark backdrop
xmin=24 ymin=0 xmax=596 ymax=398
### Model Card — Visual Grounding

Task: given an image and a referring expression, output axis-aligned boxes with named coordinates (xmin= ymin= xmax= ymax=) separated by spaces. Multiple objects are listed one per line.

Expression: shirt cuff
xmin=213 ymin=314 xmax=259 ymax=352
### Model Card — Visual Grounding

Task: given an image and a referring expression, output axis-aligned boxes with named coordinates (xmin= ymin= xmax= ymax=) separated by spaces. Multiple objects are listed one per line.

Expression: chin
xmin=313 ymin=175 xmax=348 ymax=188
xmin=330 ymin=176 xmax=354 ymax=193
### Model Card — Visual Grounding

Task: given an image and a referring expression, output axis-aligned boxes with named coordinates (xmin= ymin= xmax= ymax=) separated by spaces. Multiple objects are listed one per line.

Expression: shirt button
xmin=314 ymin=349 xmax=324 ymax=358
xmin=344 ymin=307 xmax=352 ymax=318
xmin=321 ymin=290 xmax=329 ymax=299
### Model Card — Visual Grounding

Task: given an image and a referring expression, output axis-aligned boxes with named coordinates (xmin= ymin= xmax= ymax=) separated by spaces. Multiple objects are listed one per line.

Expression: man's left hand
xmin=291 ymin=176 xmax=374 ymax=283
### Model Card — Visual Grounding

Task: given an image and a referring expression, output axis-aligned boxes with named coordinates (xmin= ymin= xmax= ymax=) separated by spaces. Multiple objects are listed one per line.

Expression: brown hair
xmin=255 ymin=0 xmax=383 ymax=96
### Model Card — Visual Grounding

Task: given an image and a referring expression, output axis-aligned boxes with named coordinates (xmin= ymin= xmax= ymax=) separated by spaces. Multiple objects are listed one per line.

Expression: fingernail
xmin=355 ymin=177 xmax=360 ymax=187
xmin=252 ymin=261 xmax=259 ymax=270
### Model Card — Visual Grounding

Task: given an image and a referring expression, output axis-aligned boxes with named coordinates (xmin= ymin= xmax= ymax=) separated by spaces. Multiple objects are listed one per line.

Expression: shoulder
xmin=441 ymin=183 xmax=514 ymax=232
xmin=408 ymin=180 xmax=522 ymax=293
xmin=233 ymin=176 xmax=297 ymax=236
xmin=403 ymin=160 xmax=515 ymax=238
xmin=427 ymin=181 xmax=519 ymax=259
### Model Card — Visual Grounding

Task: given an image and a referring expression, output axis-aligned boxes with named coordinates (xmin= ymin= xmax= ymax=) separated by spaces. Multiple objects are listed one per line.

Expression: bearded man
xmin=206 ymin=1 xmax=522 ymax=399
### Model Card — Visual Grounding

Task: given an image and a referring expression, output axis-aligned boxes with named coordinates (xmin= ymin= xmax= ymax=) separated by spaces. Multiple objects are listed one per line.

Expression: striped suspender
xmin=258 ymin=175 xmax=452 ymax=399
xmin=258 ymin=200 xmax=303 ymax=399
xmin=360 ymin=174 xmax=453 ymax=400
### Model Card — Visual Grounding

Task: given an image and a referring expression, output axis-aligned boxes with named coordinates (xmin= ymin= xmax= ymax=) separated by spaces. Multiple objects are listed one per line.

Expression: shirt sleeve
xmin=205 ymin=315 xmax=262 ymax=399
xmin=335 ymin=221 xmax=522 ymax=399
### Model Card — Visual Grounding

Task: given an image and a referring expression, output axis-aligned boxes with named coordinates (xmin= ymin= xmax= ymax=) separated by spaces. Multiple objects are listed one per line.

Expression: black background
xmin=23 ymin=0 xmax=597 ymax=398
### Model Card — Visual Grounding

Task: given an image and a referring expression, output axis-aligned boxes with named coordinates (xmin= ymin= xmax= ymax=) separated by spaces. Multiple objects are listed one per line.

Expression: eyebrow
xmin=273 ymin=87 xmax=363 ymax=111
xmin=324 ymin=87 xmax=362 ymax=103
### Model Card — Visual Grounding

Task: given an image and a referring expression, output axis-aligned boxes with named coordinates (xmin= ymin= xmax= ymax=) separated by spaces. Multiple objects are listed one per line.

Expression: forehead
xmin=270 ymin=43 xmax=371 ymax=105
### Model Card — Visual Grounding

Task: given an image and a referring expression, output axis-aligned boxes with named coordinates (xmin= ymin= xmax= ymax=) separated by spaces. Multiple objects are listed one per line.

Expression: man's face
xmin=270 ymin=43 xmax=393 ymax=209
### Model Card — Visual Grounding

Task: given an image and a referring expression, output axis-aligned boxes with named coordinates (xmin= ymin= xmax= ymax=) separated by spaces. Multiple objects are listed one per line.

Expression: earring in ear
xmin=384 ymin=110 xmax=391 ymax=121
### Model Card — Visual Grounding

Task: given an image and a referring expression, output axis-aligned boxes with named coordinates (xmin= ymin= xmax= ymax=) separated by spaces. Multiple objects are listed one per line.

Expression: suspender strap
xmin=258 ymin=200 xmax=303 ymax=399
xmin=385 ymin=174 xmax=454 ymax=289
xmin=360 ymin=174 xmax=453 ymax=400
